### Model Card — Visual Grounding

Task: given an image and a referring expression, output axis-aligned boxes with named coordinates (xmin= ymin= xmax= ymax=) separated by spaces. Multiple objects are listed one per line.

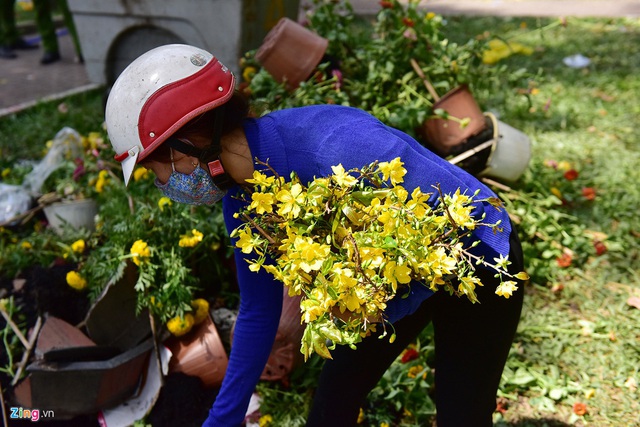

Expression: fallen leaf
xmin=626 ymin=296 xmax=640 ymax=310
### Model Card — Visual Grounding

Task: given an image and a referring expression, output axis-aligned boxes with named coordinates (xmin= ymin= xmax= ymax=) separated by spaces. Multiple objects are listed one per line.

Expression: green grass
xmin=1 ymin=13 xmax=639 ymax=427
xmin=0 ymin=88 xmax=105 ymax=163
xmin=446 ymin=15 xmax=640 ymax=427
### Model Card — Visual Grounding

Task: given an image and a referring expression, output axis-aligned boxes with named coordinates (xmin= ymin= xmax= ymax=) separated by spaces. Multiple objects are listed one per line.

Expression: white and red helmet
xmin=105 ymin=44 xmax=236 ymax=185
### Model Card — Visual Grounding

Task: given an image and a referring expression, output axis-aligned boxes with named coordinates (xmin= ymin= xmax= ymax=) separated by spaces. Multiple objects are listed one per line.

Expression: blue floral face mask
xmin=154 ymin=149 xmax=227 ymax=205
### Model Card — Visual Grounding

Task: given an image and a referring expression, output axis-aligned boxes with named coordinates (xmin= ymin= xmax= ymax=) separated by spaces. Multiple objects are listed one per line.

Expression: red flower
xmin=379 ymin=1 xmax=394 ymax=8
xmin=72 ymin=158 xmax=86 ymax=181
xmin=564 ymin=169 xmax=579 ymax=181
xmin=593 ymin=240 xmax=607 ymax=256
xmin=582 ymin=187 xmax=596 ymax=200
xmin=401 ymin=348 xmax=419 ymax=363
xmin=556 ymin=253 xmax=573 ymax=268
xmin=495 ymin=397 xmax=509 ymax=414
xmin=573 ymin=402 xmax=588 ymax=416
xmin=403 ymin=17 xmax=415 ymax=27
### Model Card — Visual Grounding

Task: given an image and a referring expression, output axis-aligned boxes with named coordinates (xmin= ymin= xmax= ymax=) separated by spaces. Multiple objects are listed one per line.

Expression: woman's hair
xmin=141 ymin=91 xmax=250 ymax=163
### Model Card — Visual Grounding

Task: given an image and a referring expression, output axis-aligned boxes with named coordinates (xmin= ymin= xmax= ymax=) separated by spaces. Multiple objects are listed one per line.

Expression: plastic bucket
xmin=479 ymin=113 xmax=531 ymax=182
xmin=43 ymin=198 xmax=98 ymax=234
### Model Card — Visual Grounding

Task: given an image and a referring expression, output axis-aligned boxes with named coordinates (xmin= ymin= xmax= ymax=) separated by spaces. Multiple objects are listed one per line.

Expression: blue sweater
xmin=204 ymin=105 xmax=512 ymax=426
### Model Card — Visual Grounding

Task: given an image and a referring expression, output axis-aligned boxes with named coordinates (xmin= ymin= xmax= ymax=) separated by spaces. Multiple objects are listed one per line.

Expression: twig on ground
xmin=11 ymin=316 xmax=43 ymax=386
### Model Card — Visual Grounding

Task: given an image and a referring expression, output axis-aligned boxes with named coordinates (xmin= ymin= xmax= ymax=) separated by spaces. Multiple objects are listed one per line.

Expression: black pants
xmin=306 ymin=228 xmax=525 ymax=427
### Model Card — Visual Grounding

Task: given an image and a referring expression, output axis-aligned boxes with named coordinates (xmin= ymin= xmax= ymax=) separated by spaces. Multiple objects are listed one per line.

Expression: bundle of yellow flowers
xmin=232 ymin=157 xmax=527 ymax=359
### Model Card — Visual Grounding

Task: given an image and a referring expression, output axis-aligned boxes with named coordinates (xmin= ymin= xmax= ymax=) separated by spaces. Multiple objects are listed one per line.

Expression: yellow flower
xmin=235 ymin=229 xmax=259 ymax=254
xmin=258 ymin=414 xmax=273 ymax=427
xmin=191 ymin=298 xmax=210 ymax=324
xmin=167 ymin=314 xmax=195 ymax=336
xmin=1 ymin=168 xmax=10 ymax=178
xmin=179 ymin=229 xmax=204 ymax=247
xmin=276 ymin=183 xmax=305 ymax=218
xmin=95 ymin=170 xmax=110 ymax=193
xmin=557 ymin=161 xmax=572 ymax=171
xmin=21 ymin=241 xmax=32 ymax=250
xmin=250 ymin=192 xmax=275 ymax=214
xmin=130 ymin=239 xmax=151 ymax=265
xmin=134 ymin=166 xmax=151 ymax=181
xmin=495 ymin=281 xmax=518 ymax=298
xmin=246 ymin=170 xmax=276 ymax=189
xmin=550 ymin=187 xmax=563 ymax=199
xmin=378 ymin=157 xmax=406 ymax=185
xmin=357 ymin=408 xmax=365 ymax=424
xmin=482 ymin=39 xmax=533 ymax=64
xmin=71 ymin=239 xmax=85 ymax=253
xmin=66 ymin=271 xmax=87 ymax=290
xmin=408 ymin=365 xmax=425 ymax=378
xmin=331 ymin=164 xmax=358 ymax=187
xmin=425 ymin=12 xmax=436 ymax=20
xmin=242 ymin=66 xmax=257 ymax=83
xmin=158 ymin=196 xmax=172 ymax=211
xmin=383 ymin=260 xmax=412 ymax=292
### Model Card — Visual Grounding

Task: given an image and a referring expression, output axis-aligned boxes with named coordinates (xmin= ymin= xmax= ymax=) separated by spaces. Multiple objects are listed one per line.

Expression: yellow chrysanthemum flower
xmin=21 ymin=241 xmax=32 ymax=250
xmin=158 ymin=196 xmax=172 ymax=211
xmin=167 ymin=314 xmax=195 ymax=337
xmin=242 ymin=66 xmax=257 ymax=83
xmin=71 ymin=239 xmax=85 ymax=253
xmin=66 ymin=271 xmax=87 ymax=291
xmin=134 ymin=166 xmax=152 ymax=182
xmin=95 ymin=170 xmax=110 ymax=193
xmin=179 ymin=229 xmax=204 ymax=248
xmin=130 ymin=240 xmax=151 ymax=266
xmin=191 ymin=298 xmax=210 ymax=324
xmin=258 ymin=414 xmax=273 ymax=427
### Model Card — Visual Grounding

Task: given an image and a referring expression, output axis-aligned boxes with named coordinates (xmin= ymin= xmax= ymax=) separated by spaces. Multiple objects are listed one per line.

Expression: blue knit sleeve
xmin=203 ymin=195 xmax=283 ymax=427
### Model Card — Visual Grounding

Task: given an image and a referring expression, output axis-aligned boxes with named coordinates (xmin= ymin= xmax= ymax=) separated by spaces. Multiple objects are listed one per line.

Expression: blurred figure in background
xmin=0 ymin=0 xmax=82 ymax=64
xmin=0 ymin=0 xmax=38 ymax=59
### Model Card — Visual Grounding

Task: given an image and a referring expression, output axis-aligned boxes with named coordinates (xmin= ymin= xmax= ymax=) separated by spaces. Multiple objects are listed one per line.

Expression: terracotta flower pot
xmin=422 ymin=85 xmax=487 ymax=156
xmin=255 ymin=17 xmax=329 ymax=90
xmin=165 ymin=314 xmax=228 ymax=388
xmin=229 ymin=290 xmax=305 ymax=381
xmin=260 ymin=292 xmax=304 ymax=381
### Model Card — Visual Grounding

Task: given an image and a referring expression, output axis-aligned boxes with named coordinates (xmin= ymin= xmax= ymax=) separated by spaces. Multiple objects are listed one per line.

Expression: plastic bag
xmin=0 ymin=183 xmax=33 ymax=224
xmin=0 ymin=127 xmax=83 ymax=224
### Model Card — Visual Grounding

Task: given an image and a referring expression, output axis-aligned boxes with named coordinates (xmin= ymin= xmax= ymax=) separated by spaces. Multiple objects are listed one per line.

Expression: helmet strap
xmin=166 ymin=105 xmax=234 ymax=190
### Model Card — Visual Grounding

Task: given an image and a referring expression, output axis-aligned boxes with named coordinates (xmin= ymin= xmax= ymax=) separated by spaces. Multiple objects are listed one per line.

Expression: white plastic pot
xmin=43 ymin=198 xmax=98 ymax=234
xmin=479 ymin=113 xmax=531 ymax=182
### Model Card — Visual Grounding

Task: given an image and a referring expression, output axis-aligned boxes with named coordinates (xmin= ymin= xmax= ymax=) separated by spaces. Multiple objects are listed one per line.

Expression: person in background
xmin=0 ymin=0 xmax=38 ymax=59
xmin=0 ymin=0 xmax=82 ymax=63
xmin=33 ymin=0 xmax=82 ymax=64
xmin=104 ymin=44 xmax=526 ymax=427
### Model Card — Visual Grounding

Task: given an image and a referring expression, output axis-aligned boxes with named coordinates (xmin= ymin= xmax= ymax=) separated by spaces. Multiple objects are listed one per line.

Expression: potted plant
xmin=39 ymin=131 xmax=115 ymax=234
